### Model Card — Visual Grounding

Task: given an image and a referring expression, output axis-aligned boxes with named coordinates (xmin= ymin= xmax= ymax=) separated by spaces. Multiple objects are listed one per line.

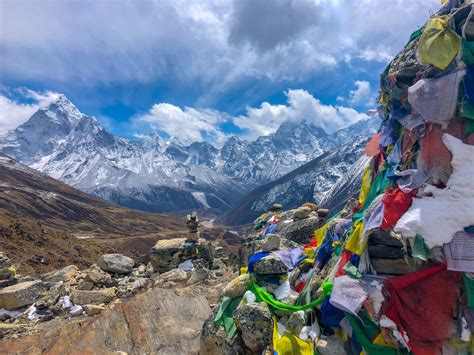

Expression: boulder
xmin=1 ymin=288 xmax=212 ymax=354
xmin=200 ymin=306 xmax=252 ymax=355
xmin=0 ymin=253 xmax=13 ymax=280
xmin=286 ymin=310 xmax=306 ymax=334
xmin=271 ymin=203 xmax=283 ymax=211
xmin=0 ymin=280 xmax=46 ymax=310
xmin=212 ymin=258 xmax=226 ymax=270
xmin=97 ymin=254 xmax=134 ymax=274
xmin=153 ymin=269 xmax=188 ymax=287
xmin=43 ymin=265 xmax=78 ymax=283
xmin=294 ymin=206 xmax=312 ymax=219
xmin=277 ymin=216 xmax=321 ymax=244
xmin=70 ymin=288 xmax=116 ymax=305
xmin=83 ymin=304 xmax=106 ymax=316
xmin=77 ymin=280 xmax=94 ymax=291
xmin=149 ymin=238 xmax=197 ymax=273
xmin=187 ymin=267 xmax=210 ymax=285
xmin=84 ymin=267 xmax=112 ymax=285
xmin=260 ymin=234 xmax=280 ymax=252
xmin=222 ymin=274 xmax=249 ymax=298
xmin=233 ymin=302 xmax=273 ymax=353
xmin=302 ymin=202 xmax=319 ymax=211
xmin=317 ymin=335 xmax=346 ymax=355
xmin=252 ymin=254 xmax=288 ymax=275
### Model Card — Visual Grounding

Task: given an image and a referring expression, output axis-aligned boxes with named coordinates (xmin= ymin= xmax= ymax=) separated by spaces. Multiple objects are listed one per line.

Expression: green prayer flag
xmin=214 ymin=296 xmax=242 ymax=338
xmin=250 ymin=283 xmax=323 ymax=313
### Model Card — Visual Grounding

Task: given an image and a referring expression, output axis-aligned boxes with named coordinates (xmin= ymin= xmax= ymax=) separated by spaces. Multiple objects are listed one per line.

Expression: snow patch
xmin=394 ymin=134 xmax=474 ymax=248
xmin=192 ymin=191 xmax=210 ymax=209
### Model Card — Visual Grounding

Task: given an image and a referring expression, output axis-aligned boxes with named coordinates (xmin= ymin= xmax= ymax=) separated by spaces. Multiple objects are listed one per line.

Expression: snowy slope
xmin=220 ymin=136 xmax=371 ymax=225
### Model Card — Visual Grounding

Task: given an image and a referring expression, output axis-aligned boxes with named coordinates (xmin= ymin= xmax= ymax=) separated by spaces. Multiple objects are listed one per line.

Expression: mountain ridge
xmin=0 ymin=95 xmax=378 ymax=215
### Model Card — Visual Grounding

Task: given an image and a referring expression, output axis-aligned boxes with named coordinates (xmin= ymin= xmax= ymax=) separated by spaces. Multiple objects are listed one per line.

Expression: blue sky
xmin=0 ymin=0 xmax=439 ymax=144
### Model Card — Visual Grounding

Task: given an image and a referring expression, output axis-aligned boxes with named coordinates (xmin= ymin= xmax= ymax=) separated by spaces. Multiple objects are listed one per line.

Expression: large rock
xmin=97 ymin=254 xmax=134 ymax=274
xmin=294 ymin=206 xmax=312 ymax=219
xmin=277 ymin=216 xmax=321 ymax=244
xmin=233 ymin=302 xmax=273 ymax=353
xmin=84 ymin=267 xmax=112 ymax=285
xmin=222 ymin=274 xmax=249 ymax=298
xmin=150 ymin=238 xmax=197 ymax=273
xmin=200 ymin=306 xmax=252 ymax=355
xmin=186 ymin=267 xmax=210 ymax=286
xmin=286 ymin=310 xmax=306 ymax=334
xmin=70 ymin=288 xmax=116 ymax=305
xmin=0 ymin=253 xmax=13 ymax=280
xmin=1 ymin=288 xmax=212 ymax=354
xmin=154 ymin=268 xmax=189 ymax=286
xmin=43 ymin=265 xmax=78 ymax=283
xmin=259 ymin=234 xmax=281 ymax=252
xmin=0 ymin=280 xmax=46 ymax=310
xmin=83 ymin=304 xmax=106 ymax=316
xmin=252 ymin=254 xmax=288 ymax=275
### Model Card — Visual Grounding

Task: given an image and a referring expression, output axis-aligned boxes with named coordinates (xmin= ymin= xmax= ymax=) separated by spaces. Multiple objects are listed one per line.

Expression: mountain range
xmin=0 ymin=95 xmax=378 ymax=221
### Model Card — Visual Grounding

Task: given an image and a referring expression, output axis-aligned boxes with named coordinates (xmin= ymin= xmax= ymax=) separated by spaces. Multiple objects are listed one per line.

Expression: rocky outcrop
xmin=277 ymin=214 xmax=320 ymax=244
xmin=252 ymin=254 xmax=288 ymax=275
xmin=233 ymin=302 xmax=273 ymax=353
xmin=200 ymin=306 xmax=252 ymax=355
xmin=70 ymin=288 xmax=116 ymax=305
xmin=1 ymin=288 xmax=212 ymax=354
xmin=43 ymin=265 xmax=78 ymax=283
xmin=0 ymin=280 xmax=46 ymax=310
xmin=222 ymin=274 xmax=249 ymax=298
xmin=97 ymin=254 xmax=134 ymax=274
xmin=150 ymin=238 xmax=196 ymax=273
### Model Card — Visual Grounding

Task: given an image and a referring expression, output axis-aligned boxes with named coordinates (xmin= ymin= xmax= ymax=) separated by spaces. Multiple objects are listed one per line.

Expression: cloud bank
xmin=0 ymin=0 xmax=438 ymax=107
xmin=0 ymin=89 xmax=60 ymax=134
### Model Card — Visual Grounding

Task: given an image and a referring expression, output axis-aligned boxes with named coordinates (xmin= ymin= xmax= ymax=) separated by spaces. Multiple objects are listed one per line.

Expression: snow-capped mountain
xmin=220 ymin=135 xmax=372 ymax=225
xmin=0 ymin=95 xmax=378 ymax=214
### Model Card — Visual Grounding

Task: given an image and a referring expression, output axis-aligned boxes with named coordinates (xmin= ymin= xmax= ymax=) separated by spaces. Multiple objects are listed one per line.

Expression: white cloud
xmin=136 ymin=103 xmax=229 ymax=145
xmin=135 ymin=89 xmax=368 ymax=143
xmin=0 ymin=0 xmax=439 ymax=105
xmin=357 ymin=46 xmax=394 ymax=63
xmin=349 ymin=80 xmax=371 ymax=105
xmin=0 ymin=89 xmax=60 ymax=134
xmin=235 ymin=89 xmax=369 ymax=139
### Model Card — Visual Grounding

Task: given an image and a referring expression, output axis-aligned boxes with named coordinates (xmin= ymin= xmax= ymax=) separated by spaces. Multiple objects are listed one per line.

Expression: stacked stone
xmin=202 ymin=204 xmax=325 ymax=354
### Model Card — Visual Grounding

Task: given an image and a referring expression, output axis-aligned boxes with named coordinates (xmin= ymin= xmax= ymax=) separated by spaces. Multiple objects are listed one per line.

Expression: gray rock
xmin=212 ymin=258 xmax=226 ymax=270
xmin=233 ymin=302 xmax=272 ymax=353
xmin=186 ymin=267 xmax=210 ymax=285
xmin=222 ymin=274 xmax=249 ymax=298
xmin=260 ymin=234 xmax=280 ymax=252
xmin=0 ymin=253 xmax=13 ymax=280
xmin=153 ymin=269 xmax=188 ymax=286
xmin=252 ymin=254 xmax=288 ymax=275
xmin=130 ymin=278 xmax=147 ymax=293
xmin=77 ymin=280 xmax=94 ymax=291
xmin=145 ymin=262 xmax=155 ymax=277
xmin=149 ymin=238 xmax=197 ymax=273
xmin=277 ymin=216 xmax=321 ymax=244
xmin=317 ymin=335 xmax=346 ymax=355
xmin=294 ymin=206 xmax=312 ymax=219
xmin=84 ymin=267 xmax=112 ymax=285
xmin=43 ymin=265 xmax=78 ymax=283
xmin=200 ymin=306 xmax=252 ymax=355
xmin=97 ymin=254 xmax=134 ymax=274
xmin=0 ymin=280 xmax=46 ymax=310
xmin=83 ymin=304 xmax=106 ymax=316
xmin=70 ymin=288 xmax=116 ymax=305
xmin=286 ymin=310 xmax=306 ymax=334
